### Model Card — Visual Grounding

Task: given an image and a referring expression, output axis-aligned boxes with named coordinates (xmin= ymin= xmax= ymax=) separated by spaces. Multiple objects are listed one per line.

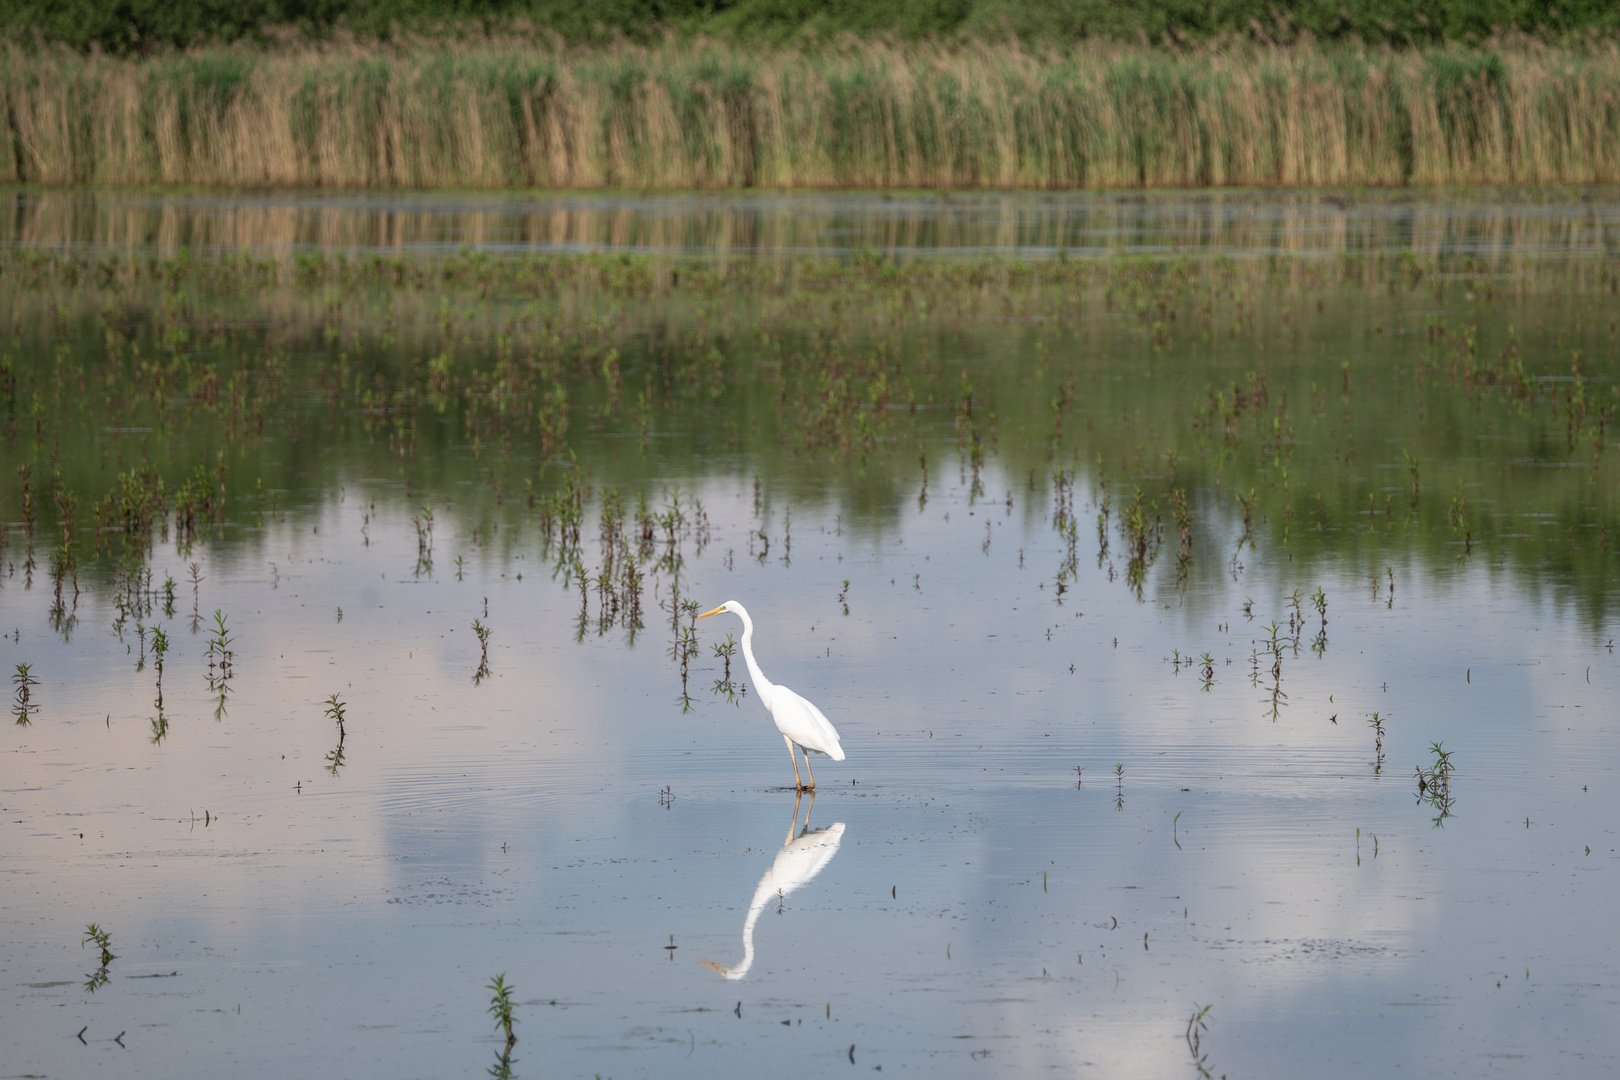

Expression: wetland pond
xmin=3 ymin=187 xmax=1620 ymax=1078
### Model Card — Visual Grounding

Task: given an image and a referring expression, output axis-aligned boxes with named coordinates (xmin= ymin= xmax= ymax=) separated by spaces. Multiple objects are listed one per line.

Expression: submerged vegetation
xmin=1 ymin=37 xmax=1619 ymax=189
xmin=0 ymin=211 xmax=1616 ymax=648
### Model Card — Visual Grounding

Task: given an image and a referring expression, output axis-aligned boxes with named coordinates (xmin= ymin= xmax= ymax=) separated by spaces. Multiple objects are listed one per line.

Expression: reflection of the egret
xmin=702 ymin=793 xmax=845 ymax=981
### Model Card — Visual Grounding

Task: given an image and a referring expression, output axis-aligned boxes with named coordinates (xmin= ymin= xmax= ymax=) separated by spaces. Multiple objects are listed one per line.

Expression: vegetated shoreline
xmin=1 ymin=35 xmax=1617 ymax=192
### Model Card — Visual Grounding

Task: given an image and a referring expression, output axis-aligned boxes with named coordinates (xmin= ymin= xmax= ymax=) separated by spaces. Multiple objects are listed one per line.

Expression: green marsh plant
xmin=325 ymin=693 xmax=347 ymax=736
xmin=324 ymin=694 xmax=348 ymax=774
xmin=1416 ymin=741 xmax=1457 ymax=824
xmin=81 ymin=923 xmax=115 ymax=992
xmin=487 ymin=973 xmax=518 ymax=1047
xmin=206 ymin=610 xmax=234 ymax=690
xmin=149 ymin=625 xmax=170 ymax=709
xmin=472 ymin=618 xmax=492 ymax=684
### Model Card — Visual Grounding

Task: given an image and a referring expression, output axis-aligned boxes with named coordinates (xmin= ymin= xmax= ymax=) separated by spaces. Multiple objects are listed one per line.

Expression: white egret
xmin=697 ymin=600 xmax=845 ymax=790
xmin=702 ymin=793 xmax=846 ymax=980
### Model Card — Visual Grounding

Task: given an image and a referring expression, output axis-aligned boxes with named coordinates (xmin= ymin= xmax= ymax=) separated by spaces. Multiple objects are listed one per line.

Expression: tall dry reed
xmin=1 ymin=37 xmax=1617 ymax=189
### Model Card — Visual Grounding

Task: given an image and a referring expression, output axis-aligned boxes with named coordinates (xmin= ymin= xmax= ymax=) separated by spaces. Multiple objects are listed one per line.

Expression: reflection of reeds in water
xmin=0 ymin=39 xmax=1618 ymax=192
xmin=1 ymin=186 xmax=1616 ymax=267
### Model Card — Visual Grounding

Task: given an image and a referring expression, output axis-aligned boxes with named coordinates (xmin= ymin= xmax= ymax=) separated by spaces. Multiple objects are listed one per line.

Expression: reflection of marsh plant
xmin=1119 ymin=486 xmax=1163 ymax=599
xmin=487 ymin=1048 xmax=515 ymax=1080
xmin=13 ymin=662 xmax=37 ymax=724
xmin=324 ymin=694 xmax=348 ymax=774
xmin=1309 ymin=586 xmax=1329 ymax=655
xmin=473 ymin=618 xmax=492 ymax=683
xmin=414 ymin=507 xmax=435 ymax=575
xmin=1416 ymin=741 xmax=1456 ymax=824
xmin=82 ymin=923 xmax=115 ymax=992
xmin=1170 ymin=487 xmax=1193 ymax=589
xmin=710 ymin=632 xmax=742 ymax=705
xmin=187 ymin=562 xmax=205 ymax=632
xmin=206 ymin=610 xmax=234 ymax=689
xmin=1417 ymin=741 xmax=1455 ymax=794
xmin=1186 ymin=1002 xmax=1213 ymax=1078
xmin=1368 ymin=712 xmax=1387 ymax=771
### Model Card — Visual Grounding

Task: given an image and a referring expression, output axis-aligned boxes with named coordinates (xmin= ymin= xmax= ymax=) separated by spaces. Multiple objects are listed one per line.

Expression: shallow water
xmin=2 ymin=189 xmax=1619 ymax=1078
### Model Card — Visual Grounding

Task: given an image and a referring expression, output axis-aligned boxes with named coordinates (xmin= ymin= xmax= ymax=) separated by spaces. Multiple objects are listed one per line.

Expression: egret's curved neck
xmin=736 ymin=609 xmax=775 ymax=708
xmin=726 ymin=898 xmax=763 ymax=980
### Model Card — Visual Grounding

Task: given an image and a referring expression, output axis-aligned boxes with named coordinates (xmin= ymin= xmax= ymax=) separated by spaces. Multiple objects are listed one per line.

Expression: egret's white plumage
xmin=697 ymin=600 xmax=844 ymax=789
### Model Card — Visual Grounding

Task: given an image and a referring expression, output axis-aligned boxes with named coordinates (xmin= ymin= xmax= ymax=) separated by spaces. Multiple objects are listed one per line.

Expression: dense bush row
xmin=3 ymin=0 xmax=1616 ymax=53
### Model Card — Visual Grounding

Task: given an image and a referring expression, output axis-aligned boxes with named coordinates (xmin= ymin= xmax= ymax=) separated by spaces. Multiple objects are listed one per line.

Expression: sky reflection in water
xmin=4 ymin=476 xmax=1616 ymax=1079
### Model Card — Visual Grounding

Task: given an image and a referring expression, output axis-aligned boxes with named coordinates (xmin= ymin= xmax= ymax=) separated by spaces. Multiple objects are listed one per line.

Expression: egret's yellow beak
xmin=700 ymin=959 xmax=728 ymax=974
xmin=697 ymin=605 xmax=727 ymax=620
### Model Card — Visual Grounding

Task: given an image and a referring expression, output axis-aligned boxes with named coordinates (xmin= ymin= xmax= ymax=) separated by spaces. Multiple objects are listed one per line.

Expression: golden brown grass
xmin=1 ymin=36 xmax=1617 ymax=190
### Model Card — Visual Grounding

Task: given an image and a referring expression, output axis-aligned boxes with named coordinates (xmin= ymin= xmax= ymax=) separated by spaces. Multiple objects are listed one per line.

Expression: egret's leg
xmin=786 ymin=789 xmax=803 ymax=846
xmin=803 ymin=752 xmax=816 ymax=790
xmin=784 ymin=735 xmax=804 ymax=790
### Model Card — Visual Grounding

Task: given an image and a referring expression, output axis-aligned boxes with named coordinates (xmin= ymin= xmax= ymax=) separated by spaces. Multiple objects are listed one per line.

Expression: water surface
xmin=2 ymin=188 xmax=1618 ymax=1078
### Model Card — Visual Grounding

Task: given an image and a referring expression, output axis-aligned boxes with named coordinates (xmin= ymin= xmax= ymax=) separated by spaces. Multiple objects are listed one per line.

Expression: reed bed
xmin=0 ymin=37 xmax=1618 ymax=190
